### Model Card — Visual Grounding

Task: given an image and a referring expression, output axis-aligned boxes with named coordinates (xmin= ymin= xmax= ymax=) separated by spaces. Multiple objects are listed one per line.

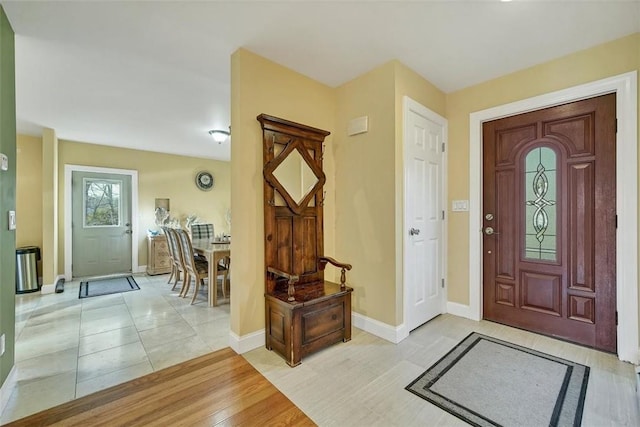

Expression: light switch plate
xmin=8 ymin=210 xmax=16 ymax=230
xmin=452 ymin=200 xmax=469 ymax=212
xmin=0 ymin=153 xmax=7 ymax=171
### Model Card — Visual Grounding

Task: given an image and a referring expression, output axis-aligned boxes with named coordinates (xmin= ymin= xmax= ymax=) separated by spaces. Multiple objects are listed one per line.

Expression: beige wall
xmin=445 ymin=33 xmax=640 ymax=305
xmin=334 ymin=61 xmax=397 ymax=324
xmin=230 ymin=48 xmax=336 ymax=336
xmin=16 ymin=135 xmax=42 ymax=250
xmin=16 ymin=135 xmax=230 ymax=277
xmin=230 ymin=55 xmax=446 ymax=334
xmin=332 ymin=60 xmax=446 ymax=326
xmin=42 ymin=129 xmax=59 ymax=285
xmin=57 ymin=140 xmax=231 ymax=272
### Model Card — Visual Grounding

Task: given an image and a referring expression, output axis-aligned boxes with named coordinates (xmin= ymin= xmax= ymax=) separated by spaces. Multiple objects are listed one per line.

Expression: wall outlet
xmin=0 ymin=334 xmax=5 ymax=356
xmin=0 ymin=153 xmax=7 ymax=171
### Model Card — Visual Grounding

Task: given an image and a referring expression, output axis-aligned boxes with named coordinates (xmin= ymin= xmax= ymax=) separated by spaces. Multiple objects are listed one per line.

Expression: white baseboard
xmin=40 ymin=284 xmax=55 ymax=294
xmin=0 ymin=366 xmax=17 ymax=416
xmin=446 ymin=301 xmax=478 ymax=320
xmin=352 ymin=312 xmax=407 ymax=344
xmin=229 ymin=329 xmax=265 ymax=354
xmin=227 ymin=309 xmax=485 ymax=353
xmin=40 ymin=274 xmax=65 ymax=295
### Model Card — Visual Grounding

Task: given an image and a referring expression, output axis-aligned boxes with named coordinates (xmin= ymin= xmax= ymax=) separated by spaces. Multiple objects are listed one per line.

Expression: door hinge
xmin=441 ymin=278 xmax=445 ymax=288
xmin=615 ymin=214 xmax=618 ymax=229
xmin=442 ymin=142 xmax=445 ymax=153
xmin=615 ymin=119 xmax=618 ymax=133
xmin=442 ymin=210 xmax=445 ymax=220
xmin=615 ymin=311 xmax=618 ymax=325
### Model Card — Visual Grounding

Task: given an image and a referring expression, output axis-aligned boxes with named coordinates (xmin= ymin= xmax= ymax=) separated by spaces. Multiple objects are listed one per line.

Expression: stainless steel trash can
xmin=16 ymin=246 xmax=40 ymax=293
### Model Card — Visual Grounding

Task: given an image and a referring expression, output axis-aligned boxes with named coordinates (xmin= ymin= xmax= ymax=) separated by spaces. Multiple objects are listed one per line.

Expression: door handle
xmin=124 ymin=230 xmax=132 ymax=234
xmin=409 ymin=228 xmax=421 ymax=236
xmin=484 ymin=226 xmax=500 ymax=235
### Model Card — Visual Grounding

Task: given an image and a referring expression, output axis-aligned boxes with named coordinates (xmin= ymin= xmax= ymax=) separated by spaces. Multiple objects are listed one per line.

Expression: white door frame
xmin=64 ymin=164 xmax=139 ymax=280
xmin=466 ymin=72 xmax=638 ymax=363
xmin=402 ymin=96 xmax=448 ymax=339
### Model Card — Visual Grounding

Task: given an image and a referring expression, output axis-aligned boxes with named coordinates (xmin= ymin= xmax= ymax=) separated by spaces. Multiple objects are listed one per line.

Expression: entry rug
xmin=406 ymin=332 xmax=589 ymax=427
xmin=79 ymin=275 xmax=140 ymax=299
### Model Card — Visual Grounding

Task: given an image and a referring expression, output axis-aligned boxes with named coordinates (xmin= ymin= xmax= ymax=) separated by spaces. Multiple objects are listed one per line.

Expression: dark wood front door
xmin=482 ymin=94 xmax=617 ymax=353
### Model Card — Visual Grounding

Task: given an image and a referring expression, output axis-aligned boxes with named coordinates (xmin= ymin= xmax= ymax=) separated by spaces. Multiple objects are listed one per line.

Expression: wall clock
xmin=195 ymin=171 xmax=214 ymax=191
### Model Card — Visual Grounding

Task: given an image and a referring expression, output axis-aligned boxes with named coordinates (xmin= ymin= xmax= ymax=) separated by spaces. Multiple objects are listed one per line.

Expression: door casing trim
xmin=467 ymin=71 xmax=638 ymax=363
xmin=64 ymin=164 xmax=139 ymax=280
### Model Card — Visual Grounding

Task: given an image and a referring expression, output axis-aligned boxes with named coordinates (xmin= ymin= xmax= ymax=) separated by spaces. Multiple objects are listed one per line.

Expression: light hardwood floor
xmin=3 ymin=274 xmax=639 ymax=426
xmin=3 ymin=348 xmax=313 ymax=426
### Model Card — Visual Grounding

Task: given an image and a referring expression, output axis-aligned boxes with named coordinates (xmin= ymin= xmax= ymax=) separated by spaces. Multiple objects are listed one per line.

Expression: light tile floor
xmin=2 ymin=273 xmax=639 ymax=426
xmin=245 ymin=314 xmax=640 ymax=426
xmin=2 ymin=273 xmax=229 ymax=424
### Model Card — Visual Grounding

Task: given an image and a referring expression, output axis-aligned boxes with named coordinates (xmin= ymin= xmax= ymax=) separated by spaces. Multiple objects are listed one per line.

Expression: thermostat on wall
xmin=0 ymin=153 xmax=7 ymax=171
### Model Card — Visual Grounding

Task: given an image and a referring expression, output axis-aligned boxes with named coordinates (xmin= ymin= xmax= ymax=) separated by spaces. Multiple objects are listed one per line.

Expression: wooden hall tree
xmin=259 ymin=114 xmax=353 ymax=367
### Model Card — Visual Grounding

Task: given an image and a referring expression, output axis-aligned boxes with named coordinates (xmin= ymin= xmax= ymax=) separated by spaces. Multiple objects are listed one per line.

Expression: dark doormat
xmin=79 ymin=275 xmax=140 ymax=299
xmin=406 ymin=332 xmax=589 ymax=427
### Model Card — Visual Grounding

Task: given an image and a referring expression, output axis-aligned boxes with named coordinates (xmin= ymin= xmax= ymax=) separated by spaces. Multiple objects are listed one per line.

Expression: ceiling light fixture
xmin=208 ymin=129 xmax=230 ymax=144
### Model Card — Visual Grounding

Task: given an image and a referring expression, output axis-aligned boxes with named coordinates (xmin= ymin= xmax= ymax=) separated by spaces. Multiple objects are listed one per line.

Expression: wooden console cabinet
xmin=146 ymin=234 xmax=171 ymax=275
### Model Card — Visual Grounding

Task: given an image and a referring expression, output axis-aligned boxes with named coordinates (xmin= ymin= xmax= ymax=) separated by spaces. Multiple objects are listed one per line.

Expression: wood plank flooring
xmin=5 ymin=348 xmax=314 ymax=427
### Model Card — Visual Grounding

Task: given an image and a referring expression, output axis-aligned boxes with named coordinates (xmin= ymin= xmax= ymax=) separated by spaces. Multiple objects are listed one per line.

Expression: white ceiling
xmin=2 ymin=1 xmax=639 ymax=161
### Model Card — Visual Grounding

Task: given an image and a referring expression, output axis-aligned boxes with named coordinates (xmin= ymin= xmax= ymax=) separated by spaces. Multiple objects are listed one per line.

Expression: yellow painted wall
xmin=55 ymin=140 xmax=230 ymax=273
xmin=41 ymin=129 xmax=59 ymax=285
xmin=16 ymin=134 xmax=42 ymax=250
xmin=394 ymin=61 xmax=446 ymax=119
xmin=16 ymin=133 xmax=230 ymax=282
xmin=445 ymin=33 xmax=640 ymax=305
xmin=230 ymin=48 xmax=336 ymax=336
xmin=333 ymin=60 xmax=446 ymax=326
xmin=231 ymin=53 xmax=447 ymax=334
xmin=334 ymin=62 xmax=396 ymax=324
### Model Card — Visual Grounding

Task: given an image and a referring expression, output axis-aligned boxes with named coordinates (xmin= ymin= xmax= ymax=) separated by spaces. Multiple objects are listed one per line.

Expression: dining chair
xmin=220 ymin=255 xmax=230 ymax=299
xmin=175 ymin=228 xmax=210 ymax=304
xmin=162 ymin=227 xmax=185 ymax=291
xmin=189 ymin=223 xmax=215 ymax=240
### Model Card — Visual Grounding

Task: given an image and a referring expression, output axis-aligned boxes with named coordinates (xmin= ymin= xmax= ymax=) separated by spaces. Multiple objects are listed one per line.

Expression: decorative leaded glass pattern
xmin=84 ymin=178 xmax=122 ymax=227
xmin=524 ymin=147 xmax=557 ymax=261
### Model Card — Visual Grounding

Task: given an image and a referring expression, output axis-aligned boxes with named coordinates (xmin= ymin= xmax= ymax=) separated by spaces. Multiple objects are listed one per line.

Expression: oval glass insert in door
xmin=524 ymin=146 xmax=557 ymax=261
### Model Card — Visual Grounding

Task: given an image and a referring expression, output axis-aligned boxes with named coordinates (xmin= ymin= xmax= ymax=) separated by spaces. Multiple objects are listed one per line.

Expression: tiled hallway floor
xmin=244 ymin=315 xmax=640 ymax=426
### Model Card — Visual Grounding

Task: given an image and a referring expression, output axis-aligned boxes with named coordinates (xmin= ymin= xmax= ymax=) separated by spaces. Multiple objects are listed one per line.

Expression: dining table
xmin=191 ymin=239 xmax=231 ymax=307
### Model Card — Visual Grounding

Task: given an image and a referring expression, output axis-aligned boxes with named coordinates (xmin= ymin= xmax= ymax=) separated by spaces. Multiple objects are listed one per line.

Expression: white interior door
xmin=404 ymin=97 xmax=446 ymax=331
xmin=72 ymin=171 xmax=132 ymax=277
